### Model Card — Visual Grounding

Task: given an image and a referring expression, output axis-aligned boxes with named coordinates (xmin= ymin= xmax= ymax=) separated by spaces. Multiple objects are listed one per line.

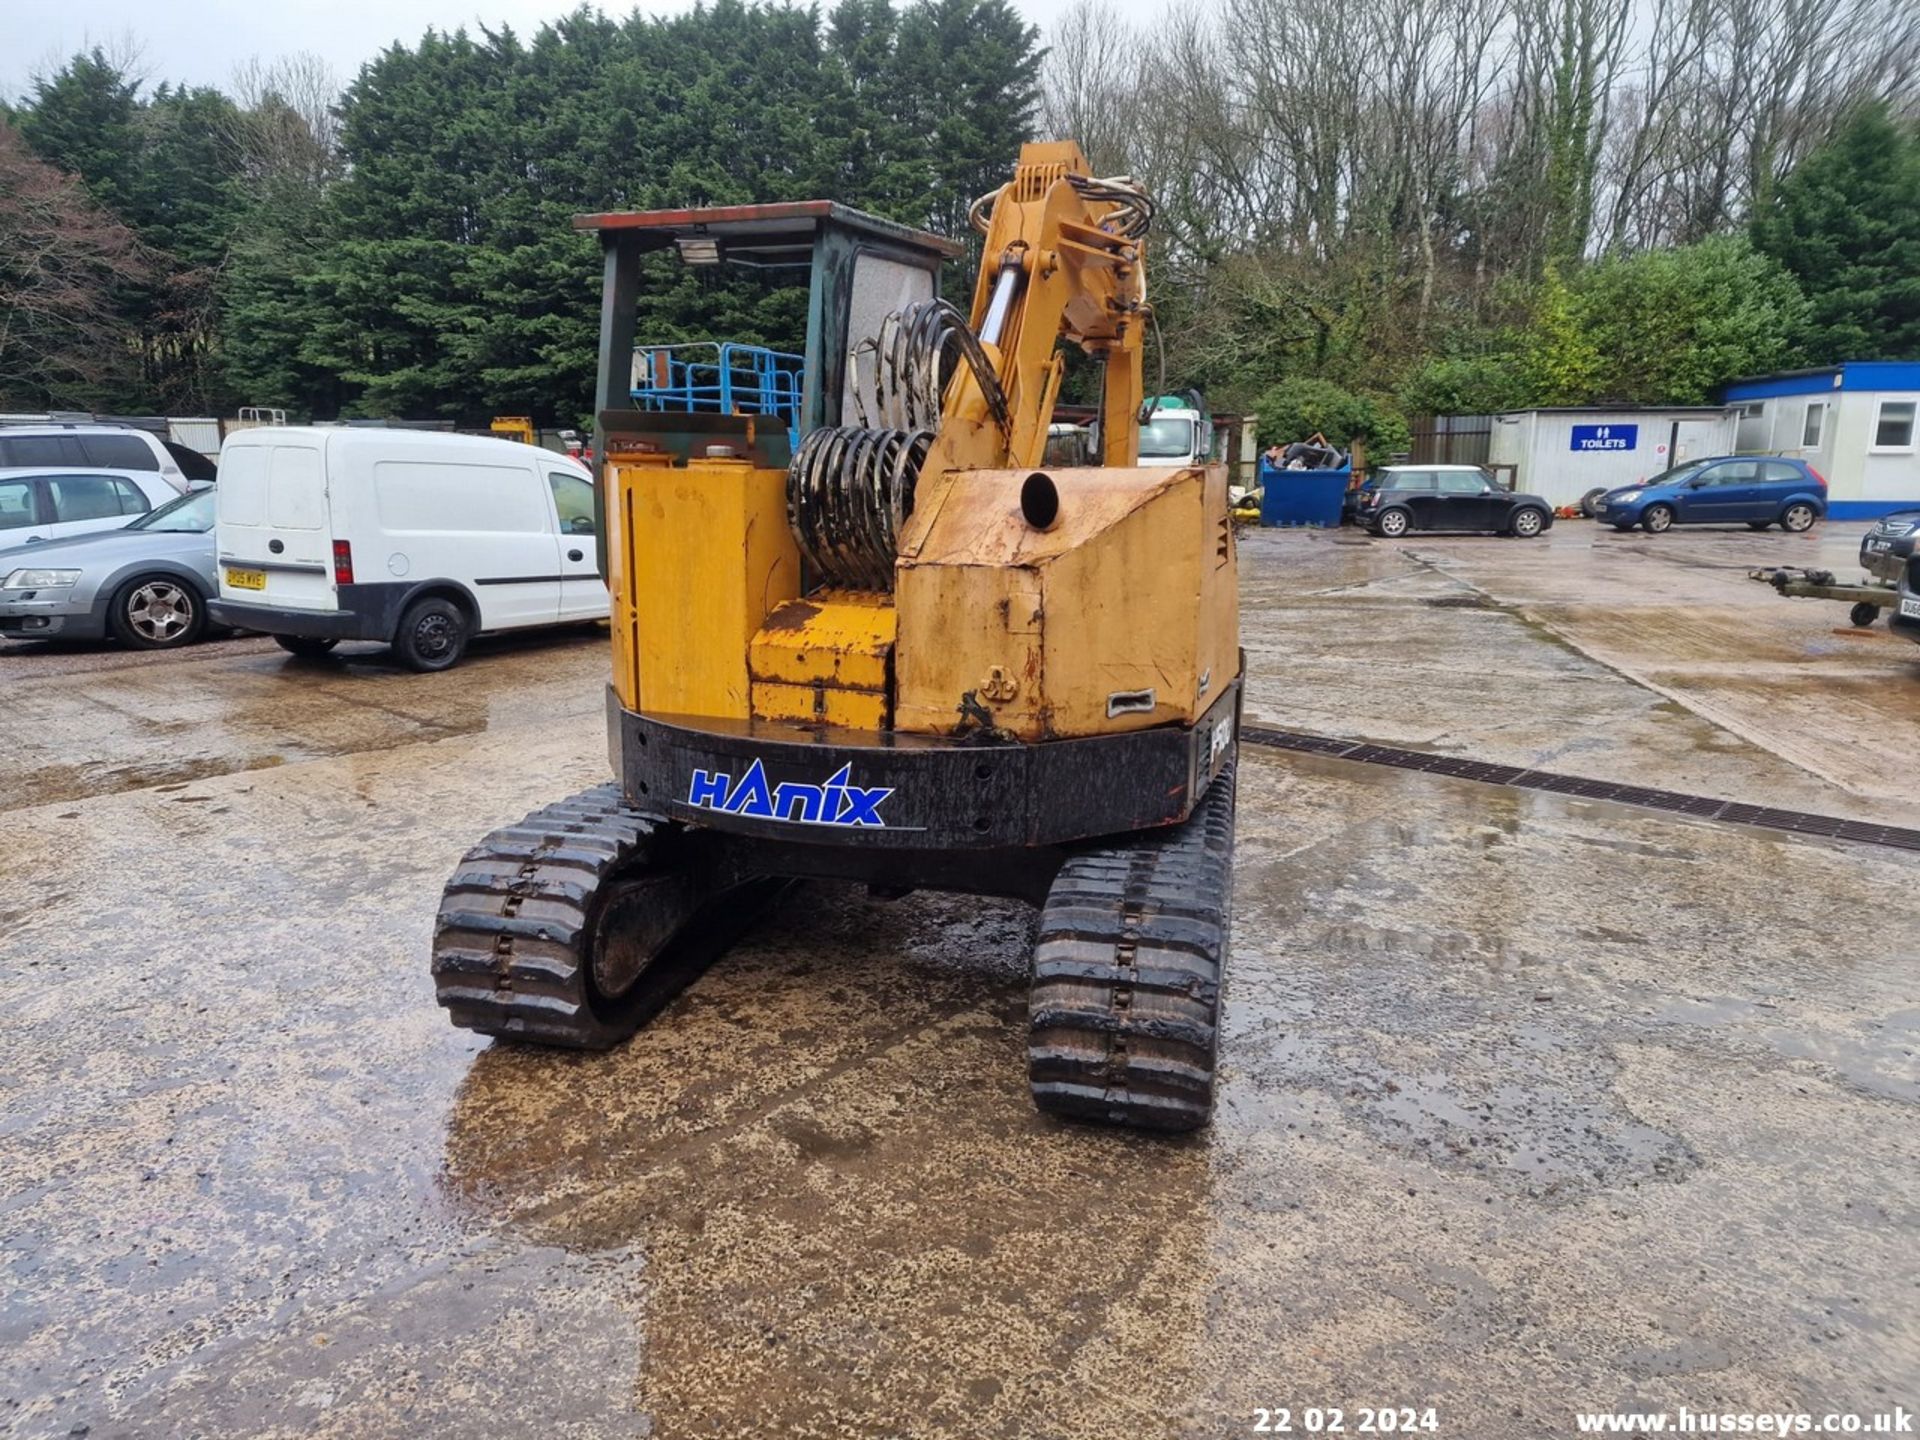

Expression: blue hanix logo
xmin=686 ymin=759 xmax=894 ymax=828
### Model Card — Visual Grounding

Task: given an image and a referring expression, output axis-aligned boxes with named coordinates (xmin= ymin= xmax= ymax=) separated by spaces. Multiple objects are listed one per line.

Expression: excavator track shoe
xmin=432 ymin=783 xmax=782 ymax=1049
xmin=1028 ymin=753 xmax=1236 ymax=1132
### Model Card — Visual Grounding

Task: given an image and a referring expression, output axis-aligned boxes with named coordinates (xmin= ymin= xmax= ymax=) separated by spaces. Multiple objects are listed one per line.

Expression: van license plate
xmin=227 ymin=567 xmax=266 ymax=591
xmin=1868 ymin=539 xmax=1890 ymax=553
xmin=1902 ymin=596 xmax=1920 ymax=620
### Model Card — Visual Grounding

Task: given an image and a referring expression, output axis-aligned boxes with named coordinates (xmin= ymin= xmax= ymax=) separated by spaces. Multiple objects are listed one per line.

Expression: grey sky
xmin=4 ymin=0 xmax=1092 ymax=100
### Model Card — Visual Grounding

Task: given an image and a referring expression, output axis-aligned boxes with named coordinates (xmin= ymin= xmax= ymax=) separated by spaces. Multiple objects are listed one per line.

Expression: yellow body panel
xmin=749 ymin=593 xmax=894 ymax=689
xmin=607 ymin=453 xmax=799 ymax=718
xmin=749 ymin=683 xmax=891 ymax=730
xmin=894 ymin=465 xmax=1238 ymax=740
xmin=749 ymin=591 xmax=895 ymax=729
xmin=893 ymin=562 xmax=1045 ymax=735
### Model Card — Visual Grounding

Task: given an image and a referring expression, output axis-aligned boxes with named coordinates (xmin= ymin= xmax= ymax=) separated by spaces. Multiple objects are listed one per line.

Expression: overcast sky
xmin=4 ymin=0 xmax=1094 ymax=100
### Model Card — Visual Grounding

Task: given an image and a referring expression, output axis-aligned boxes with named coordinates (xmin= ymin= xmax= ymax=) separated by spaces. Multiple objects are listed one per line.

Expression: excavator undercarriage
xmin=431 ymin=142 xmax=1241 ymax=1131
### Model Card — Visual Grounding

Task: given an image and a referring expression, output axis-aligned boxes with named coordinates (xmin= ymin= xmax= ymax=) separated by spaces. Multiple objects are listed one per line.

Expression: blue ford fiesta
xmin=1595 ymin=456 xmax=1828 ymax=534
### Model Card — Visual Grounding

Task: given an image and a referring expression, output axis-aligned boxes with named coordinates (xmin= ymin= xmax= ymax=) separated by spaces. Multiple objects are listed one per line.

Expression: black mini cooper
xmin=1358 ymin=465 xmax=1555 ymax=539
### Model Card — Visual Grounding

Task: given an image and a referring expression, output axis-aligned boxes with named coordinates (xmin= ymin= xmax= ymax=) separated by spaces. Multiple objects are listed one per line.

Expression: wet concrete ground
xmin=3 ymin=522 xmax=1916 ymax=1438
xmin=1240 ymin=521 xmax=1920 ymax=824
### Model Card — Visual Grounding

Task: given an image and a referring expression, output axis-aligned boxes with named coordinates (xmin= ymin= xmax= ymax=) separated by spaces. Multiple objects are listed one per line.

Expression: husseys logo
xmin=686 ymin=760 xmax=893 ymax=828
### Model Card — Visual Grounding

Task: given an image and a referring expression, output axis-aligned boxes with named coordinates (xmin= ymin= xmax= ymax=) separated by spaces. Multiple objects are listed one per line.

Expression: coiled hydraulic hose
xmin=791 ymin=299 xmax=1009 ymax=590
xmin=786 ymin=426 xmax=933 ymax=592
xmin=790 ymin=174 xmax=1155 ymax=591
xmin=848 ymin=298 xmax=1010 ymax=434
xmin=966 ymin=172 xmax=1156 ymax=241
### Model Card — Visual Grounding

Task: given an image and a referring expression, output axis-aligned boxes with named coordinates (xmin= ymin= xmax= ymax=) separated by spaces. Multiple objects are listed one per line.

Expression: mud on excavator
xmin=431 ymin=142 xmax=1242 ymax=1131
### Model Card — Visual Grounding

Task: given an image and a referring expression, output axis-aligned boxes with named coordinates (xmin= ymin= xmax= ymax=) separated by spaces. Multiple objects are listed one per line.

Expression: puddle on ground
xmin=1 ymin=634 xmax=610 ymax=812
xmin=0 ymin=755 xmax=289 ymax=812
xmin=1216 ymin=754 xmax=1920 ymax=1201
xmin=426 ymin=885 xmax=1222 ymax=1435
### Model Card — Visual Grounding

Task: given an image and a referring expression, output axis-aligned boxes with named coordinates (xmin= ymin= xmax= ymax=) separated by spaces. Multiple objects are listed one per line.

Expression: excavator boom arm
xmin=943 ymin=141 xmax=1151 ymax=471
xmin=788 ymin=142 xmax=1159 ymax=585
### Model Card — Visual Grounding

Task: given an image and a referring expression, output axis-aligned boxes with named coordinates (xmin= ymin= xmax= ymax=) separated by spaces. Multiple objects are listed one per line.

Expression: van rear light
xmin=332 ymin=540 xmax=354 ymax=586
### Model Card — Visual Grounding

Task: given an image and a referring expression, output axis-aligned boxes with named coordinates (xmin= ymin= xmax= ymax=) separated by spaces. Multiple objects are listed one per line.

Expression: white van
xmin=208 ymin=427 xmax=604 ymax=670
xmin=1137 ymin=398 xmax=1213 ymax=468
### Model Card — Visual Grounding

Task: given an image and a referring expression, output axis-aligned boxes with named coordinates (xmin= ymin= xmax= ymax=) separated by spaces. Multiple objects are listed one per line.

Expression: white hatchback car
xmin=0 ymin=424 xmax=212 ymax=489
xmin=0 ymin=469 xmax=185 ymax=545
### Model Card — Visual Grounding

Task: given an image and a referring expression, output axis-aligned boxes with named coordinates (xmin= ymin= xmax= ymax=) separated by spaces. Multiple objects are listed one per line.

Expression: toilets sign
xmin=1571 ymin=423 xmax=1638 ymax=452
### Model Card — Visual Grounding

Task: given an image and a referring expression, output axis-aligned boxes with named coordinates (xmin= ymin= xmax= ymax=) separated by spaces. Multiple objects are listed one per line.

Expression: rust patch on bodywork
xmin=758 ymin=600 xmax=823 ymax=633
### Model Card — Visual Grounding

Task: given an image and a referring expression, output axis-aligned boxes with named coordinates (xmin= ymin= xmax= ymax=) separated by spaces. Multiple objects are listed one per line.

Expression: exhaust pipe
xmin=1020 ymin=472 xmax=1060 ymax=531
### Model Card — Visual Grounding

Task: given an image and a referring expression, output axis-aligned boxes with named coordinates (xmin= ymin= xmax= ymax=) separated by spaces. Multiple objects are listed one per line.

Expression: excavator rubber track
xmin=432 ymin=783 xmax=780 ymax=1049
xmin=1028 ymin=753 xmax=1236 ymax=1132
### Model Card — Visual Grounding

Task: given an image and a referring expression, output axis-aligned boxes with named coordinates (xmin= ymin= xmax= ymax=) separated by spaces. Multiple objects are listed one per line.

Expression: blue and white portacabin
xmin=1721 ymin=361 xmax=1920 ymax=521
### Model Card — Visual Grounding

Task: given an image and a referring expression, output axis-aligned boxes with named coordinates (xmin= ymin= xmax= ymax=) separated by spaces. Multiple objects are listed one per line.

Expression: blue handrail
xmin=630 ymin=341 xmax=805 ymax=450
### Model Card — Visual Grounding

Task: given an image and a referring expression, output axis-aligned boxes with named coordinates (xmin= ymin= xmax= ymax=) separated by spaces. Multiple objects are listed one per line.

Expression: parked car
xmin=1342 ymin=474 xmax=1378 ymax=526
xmin=1860 ymin=509 xmax=1920 ymax=585
xmin=1893 ymin=556 xmax=1920 ymax=649
xmin=208 ymin=426 xmax=605 ymax=671
xmin=0 ymin=469 xmax=185 ymax=545
xmin=0 ymin=487 xmax=219 ymax=648
xmin=1357 ymin=464 xmax=1554 ymax=539
xmin=1594 ymin=457 xmax=1826 ymax=533
xmin=0 ymin=422 xmax=215 ymax=489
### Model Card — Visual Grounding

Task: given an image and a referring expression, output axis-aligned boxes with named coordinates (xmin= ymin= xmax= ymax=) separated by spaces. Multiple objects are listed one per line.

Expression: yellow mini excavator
xmin=432 ymin=142 xmax=1241 ymax=1130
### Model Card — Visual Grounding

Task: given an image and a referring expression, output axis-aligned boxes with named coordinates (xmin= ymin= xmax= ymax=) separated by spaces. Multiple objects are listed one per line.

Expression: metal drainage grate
xmin=1240 ymin=725 xmax=1920 ymax=854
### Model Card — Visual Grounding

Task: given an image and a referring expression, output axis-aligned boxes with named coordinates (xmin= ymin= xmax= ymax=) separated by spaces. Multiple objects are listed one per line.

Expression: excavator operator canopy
xmin=575 ymin=202 xmax=962 ymax=451
xmin=574 ymin=201 xmax=954 ymax=270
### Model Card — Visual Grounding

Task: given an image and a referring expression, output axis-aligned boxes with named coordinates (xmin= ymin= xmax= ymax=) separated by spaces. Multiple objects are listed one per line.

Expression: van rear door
xmin=217 ymin=439 xmax=335 ymax=610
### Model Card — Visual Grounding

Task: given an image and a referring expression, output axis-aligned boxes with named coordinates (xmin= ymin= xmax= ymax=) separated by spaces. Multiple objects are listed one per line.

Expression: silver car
xmin=0 ymin=467 xmax=186 ymax=543
xmin=1860 ymin=509 xmax=1920 ymax=585
xmin=0 ymin=488 xmax=220 ymax=648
